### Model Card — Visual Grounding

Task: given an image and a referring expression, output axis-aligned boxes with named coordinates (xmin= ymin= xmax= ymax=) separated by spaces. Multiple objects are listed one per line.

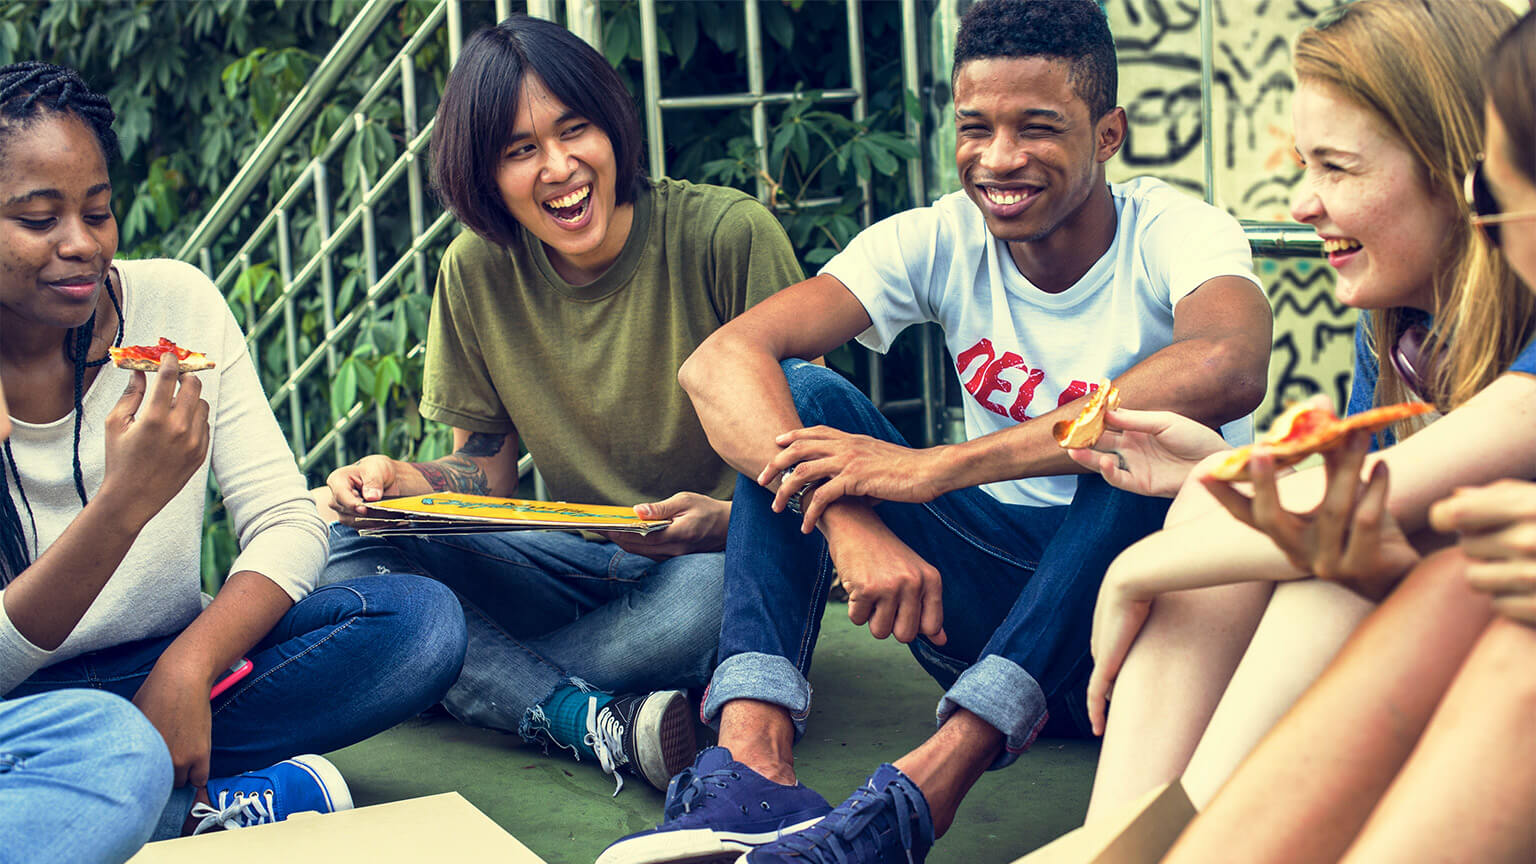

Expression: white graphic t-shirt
xmin=822 ymin=176 xmax=1261 ymax=507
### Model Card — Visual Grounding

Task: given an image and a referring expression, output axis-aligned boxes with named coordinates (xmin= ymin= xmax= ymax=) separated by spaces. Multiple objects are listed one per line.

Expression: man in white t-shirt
xmin=599 ymin=2 xmax=1272 ymax=863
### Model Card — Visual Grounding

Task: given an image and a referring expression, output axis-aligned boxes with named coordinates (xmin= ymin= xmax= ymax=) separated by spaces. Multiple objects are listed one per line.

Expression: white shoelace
xmin=190 ymin=789 xmax=276 ymax=834
xmin=583 ymin=695 xmax=628 ymax=797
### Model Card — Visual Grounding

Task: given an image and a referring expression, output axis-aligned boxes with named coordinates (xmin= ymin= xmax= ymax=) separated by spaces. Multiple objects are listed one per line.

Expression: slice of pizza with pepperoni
xmin=108 ymin=337 xmax=216 ymax=373
xmin=1204 ymin=401 xmax=1434 ymax=482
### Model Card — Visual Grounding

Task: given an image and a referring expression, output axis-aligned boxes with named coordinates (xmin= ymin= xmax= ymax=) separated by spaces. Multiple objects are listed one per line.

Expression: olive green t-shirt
xmin=421 ymin=178 xmax=803 ymax=506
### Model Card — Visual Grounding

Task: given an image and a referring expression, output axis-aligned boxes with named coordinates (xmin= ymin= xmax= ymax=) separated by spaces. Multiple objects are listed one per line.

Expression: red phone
xmin=210 ymin=658 xmax=253 ymax=700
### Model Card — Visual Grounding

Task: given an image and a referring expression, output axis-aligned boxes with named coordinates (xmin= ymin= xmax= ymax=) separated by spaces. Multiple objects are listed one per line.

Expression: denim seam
xmin=211 ymin=584 xmax=369 ymax=718
xmin=918 ymin=499 xmax=1042 ymax=570
xmin=792 ymin=543 xmax=835 ymax=671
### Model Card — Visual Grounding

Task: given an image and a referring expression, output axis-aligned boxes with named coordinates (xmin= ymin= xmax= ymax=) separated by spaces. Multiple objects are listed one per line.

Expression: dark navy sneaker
xmin=192 ymin=755 xmax=353 ymax=833
xmin=595 ymin=746 xmax=832 ymax=864
xmin=587 ymin=690 xmax=697 ymax=795
xmin=741 ymin=764 xmax=935 ymax=864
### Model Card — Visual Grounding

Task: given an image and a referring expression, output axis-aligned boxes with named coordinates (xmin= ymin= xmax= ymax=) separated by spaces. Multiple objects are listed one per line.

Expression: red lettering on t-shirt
xmin=1008 ymin=366 xmax=1047 ymax=421
xmin=1057 ymin=379 xmax=1099 ymax=407
xmin=974 ymin=352 xmax=1028 ymax=416
xmin=955 ymin=339 xmax=996 ymax=394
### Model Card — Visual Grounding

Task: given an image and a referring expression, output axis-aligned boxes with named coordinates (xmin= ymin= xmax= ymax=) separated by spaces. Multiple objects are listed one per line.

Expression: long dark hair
xmin=0 ymin=62 xmax=122 ymax=583
xmin=429 ymin=14 xmax=645 ymax=248
xmin=1487 ymin=11 xmax=1535 ymax=187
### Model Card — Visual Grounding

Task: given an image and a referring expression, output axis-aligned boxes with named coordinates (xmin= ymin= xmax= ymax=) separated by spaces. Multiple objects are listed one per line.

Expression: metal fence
xmin=176 ymin=0 xmax=1322 ymax=491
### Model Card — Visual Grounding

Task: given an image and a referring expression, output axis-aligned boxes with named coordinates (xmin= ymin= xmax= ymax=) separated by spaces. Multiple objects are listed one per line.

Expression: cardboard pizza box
xmin=1008 ymin=780 xmax=1195 ymax=864
xmin=127 ymin=792 xmax=548 ymax=863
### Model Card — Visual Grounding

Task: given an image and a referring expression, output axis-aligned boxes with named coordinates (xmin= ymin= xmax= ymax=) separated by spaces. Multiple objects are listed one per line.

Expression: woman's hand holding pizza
xmin=1065 ymin=408 xmax=1232 ymax=498
xmin=757 ymin=426 xmax=948 ymax=534
xmin=1199 ymin=428 xmax=1419 ymax=600
xmin=1430 ymin=479 xmax=1536 ymax=626
xmin=99 ymin=353 xmax=212 ymax=529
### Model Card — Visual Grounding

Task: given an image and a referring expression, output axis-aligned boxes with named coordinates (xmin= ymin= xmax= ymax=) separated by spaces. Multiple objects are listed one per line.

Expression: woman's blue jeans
xmin=702 ymin=361 xmax=1172 ymax=768
xmin=5 ymin=574 xmax=467 ymax=839
xmin=0 ymin=689 xmax=171 ymax=863
xmin=321 ymin=526 xmax=724 ymax=742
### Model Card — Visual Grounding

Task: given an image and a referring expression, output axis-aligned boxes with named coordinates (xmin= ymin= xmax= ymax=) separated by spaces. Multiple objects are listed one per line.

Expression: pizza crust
xmin=108 ymin=347 xmax=216 ymax=373
xmin=1053 ymin=379 xmax=1120 ymax=449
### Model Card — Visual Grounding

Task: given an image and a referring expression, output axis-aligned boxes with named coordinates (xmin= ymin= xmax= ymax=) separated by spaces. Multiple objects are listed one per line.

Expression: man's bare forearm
xmin=940 ymin=334 xmax=1268 ymax=489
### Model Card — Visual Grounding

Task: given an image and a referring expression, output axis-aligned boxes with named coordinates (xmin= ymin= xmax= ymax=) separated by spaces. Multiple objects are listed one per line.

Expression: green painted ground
xmin=325 ymin=605 xmax=1097 ymax=863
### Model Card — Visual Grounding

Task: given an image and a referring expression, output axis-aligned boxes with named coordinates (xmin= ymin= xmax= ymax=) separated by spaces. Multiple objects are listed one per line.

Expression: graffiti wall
xmin=1105 ymin=0 xmax=1353 ymax=424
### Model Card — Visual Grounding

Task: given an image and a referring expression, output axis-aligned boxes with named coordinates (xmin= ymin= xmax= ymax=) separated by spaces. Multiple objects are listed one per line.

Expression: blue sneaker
xmin=741 ymin=764 xmax=935 ymax=864
xmin=596 ymin=746 xmax=832 ymax=864
xmin=191 ymin=754 xmax=353 ymax=833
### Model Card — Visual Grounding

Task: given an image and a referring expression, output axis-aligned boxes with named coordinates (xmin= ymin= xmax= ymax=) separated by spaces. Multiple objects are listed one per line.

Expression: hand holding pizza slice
xmin=108 ymin=337 xmax=215 ymax=373
xmin=1202 ymin=400 xmax=1433 ymax=482
xmin=1196 ymin=399 xmax=1432 ymax=596
xmin=1053 ymin=378 xmax=1120 ymax=449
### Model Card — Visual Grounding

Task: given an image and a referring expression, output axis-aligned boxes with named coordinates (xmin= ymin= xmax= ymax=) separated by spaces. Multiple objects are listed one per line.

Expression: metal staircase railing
xmin=178 ymin=0 xmax=1327 ymax=494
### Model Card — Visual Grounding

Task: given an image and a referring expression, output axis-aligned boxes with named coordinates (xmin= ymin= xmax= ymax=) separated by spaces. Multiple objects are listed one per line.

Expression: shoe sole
xmin=288 ymin=754 xmax=354 ymax=813
xmin=595 ymin=819 xmax=825 ymax=864
xmin=634 ymin=690 xmax=696 ymax=792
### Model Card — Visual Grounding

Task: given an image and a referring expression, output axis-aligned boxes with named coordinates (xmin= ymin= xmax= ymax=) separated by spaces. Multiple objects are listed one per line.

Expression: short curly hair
xmin=0 ymin=62 xmax=118 ymax=167
xmin=954 ymin=0 xmax=1118 ymax=119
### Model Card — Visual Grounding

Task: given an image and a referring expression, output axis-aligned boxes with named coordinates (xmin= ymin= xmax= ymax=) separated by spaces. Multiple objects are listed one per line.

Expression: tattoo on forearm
xmin=457 ymin=433 xmax=507 ymax=458
xmin=412 ymin=454 xmax=490 ymax=494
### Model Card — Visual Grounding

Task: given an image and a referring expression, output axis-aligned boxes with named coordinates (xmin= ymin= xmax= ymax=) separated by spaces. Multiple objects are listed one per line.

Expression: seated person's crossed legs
xmin=601 ymin=360 xmax=1171 ymax=864
xmin=322 ymin=525 xmax=720 ymax=794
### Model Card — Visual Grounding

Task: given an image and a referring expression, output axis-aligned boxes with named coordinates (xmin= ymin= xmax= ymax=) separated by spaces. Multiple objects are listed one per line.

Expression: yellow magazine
xmin=356 ymin=492 xmax=670 ymax=536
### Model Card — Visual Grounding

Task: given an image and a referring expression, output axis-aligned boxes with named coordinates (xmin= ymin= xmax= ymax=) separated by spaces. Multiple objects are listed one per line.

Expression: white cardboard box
xmin=127 ymin=792 xmax=549 ymax=864
xmin=1009 ymin=780 xmax=1195 ymax=864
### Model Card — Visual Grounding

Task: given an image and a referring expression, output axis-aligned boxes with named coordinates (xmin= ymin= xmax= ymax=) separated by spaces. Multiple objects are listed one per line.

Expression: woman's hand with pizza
xmin=1199 ymin=428 xmax=1420 ymax=600
xmin=1430 ymin=479 xmax=1536 ymax=626
xmin=99 ymin=353 xmax=212 ymax=529
xmin=1065 ymin=407 xmax=1233 ymax=498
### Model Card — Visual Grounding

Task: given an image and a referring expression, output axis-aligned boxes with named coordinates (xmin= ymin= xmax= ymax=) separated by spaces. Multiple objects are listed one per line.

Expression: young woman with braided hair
xmin=0 ymin=62 xmax=467 ymax=844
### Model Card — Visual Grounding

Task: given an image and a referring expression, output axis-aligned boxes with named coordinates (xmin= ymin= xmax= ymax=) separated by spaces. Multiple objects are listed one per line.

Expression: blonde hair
xmin=1295 ymin=0 xmax=1529 ymax=436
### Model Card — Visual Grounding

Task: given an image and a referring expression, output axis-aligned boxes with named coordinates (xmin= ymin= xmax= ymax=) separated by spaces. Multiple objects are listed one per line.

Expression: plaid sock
xmin=540 ymin=681 xmax=615 ymax=760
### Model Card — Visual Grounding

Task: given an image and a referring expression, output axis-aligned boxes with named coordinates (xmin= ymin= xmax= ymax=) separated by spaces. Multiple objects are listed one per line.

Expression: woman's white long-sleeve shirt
xmin=0 ymin=258 xmax=328 ymax=693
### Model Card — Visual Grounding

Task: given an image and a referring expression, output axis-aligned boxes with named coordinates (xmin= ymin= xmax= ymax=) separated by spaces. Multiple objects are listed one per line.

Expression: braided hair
xmin=0 ymin=63 xmax=121 ymax=583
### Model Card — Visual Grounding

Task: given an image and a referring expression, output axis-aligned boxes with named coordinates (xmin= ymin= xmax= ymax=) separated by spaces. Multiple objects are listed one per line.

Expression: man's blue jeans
xmin=0 ymin=690 xmax=172 ymax=864
xmin=5 ymin=574 xmax=466 ymax=839
xmin=322 ymin=526 xmax=723 ymax=741
xmin=702 ymin=361 xmax=1171 ymax=767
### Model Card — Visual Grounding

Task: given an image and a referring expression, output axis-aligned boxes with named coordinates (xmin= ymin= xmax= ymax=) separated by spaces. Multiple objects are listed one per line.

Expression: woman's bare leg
xmin=1163 ymin=549 xmax=1492 ymax=864
xmin=1180 ymin=577 xmax=1378 ymax=806
xmin=1341 ymin=615 xmax=1536 ymax=863
xmin=1084 ymin=581 xmax=1272 ymax=822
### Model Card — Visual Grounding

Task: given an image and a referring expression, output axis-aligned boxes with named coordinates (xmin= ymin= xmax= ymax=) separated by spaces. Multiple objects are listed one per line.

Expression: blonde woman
xmin=1079 ymin=0 xmax=1536 ymax=823
xmin=1162 ymin=13 xmax=1536 ymax=862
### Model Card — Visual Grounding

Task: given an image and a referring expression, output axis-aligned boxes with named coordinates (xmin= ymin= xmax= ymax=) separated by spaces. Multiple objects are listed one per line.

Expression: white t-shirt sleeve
xmin=819 ymin=207 xmax=943 ymax=353
xmin=1139 ymin=197 xmax=1262 ymax=310
xmin=197 ymin=271 xmax=328 ymax=602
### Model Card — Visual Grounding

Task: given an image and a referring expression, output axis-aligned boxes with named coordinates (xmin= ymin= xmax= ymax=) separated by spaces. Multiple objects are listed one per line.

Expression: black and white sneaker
xmin=586 ymin=689 xmax=697 ymax=794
